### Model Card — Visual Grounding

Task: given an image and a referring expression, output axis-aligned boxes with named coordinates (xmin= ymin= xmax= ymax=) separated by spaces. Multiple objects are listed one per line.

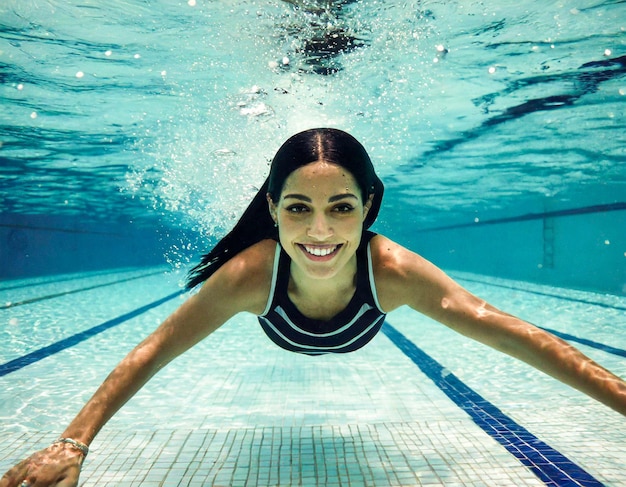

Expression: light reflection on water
xmin=1 ymin=0 xmax=624 ymax=236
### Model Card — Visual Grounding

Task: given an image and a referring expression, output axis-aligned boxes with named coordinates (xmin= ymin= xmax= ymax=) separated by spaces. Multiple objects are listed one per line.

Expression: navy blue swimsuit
xmin=258 ymin=232 xmax=386 ymax=355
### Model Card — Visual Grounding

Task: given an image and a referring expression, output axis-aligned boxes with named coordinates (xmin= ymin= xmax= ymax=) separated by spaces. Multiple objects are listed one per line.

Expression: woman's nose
xmin=307 ymin=212 xmax=333 ymax=240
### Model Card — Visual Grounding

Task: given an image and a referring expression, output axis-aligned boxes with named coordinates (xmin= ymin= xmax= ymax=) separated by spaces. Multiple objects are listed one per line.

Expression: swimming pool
xmin=1 ymin=0 xmax=625 ymax=485
xmin=1 ymin=268 xmax=625 ymax=485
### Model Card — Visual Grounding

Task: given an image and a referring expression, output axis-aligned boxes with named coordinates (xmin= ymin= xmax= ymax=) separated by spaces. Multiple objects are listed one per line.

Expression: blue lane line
xmin=0 ymin=290 xmax=186 ymax=378
xmin=382 ymin=323 xmax=604 ymax=487
xmin=1 ymin=270 xmax=166 ymax=309
xmin=451 ymin=277 xmax=626 ymax=359
xmin=454 ymin=276 xmax=626 ymax=313
xmin=537 ymin=326 xmax=626 ymax=358
xmin=0 ymin=222 xmax=123 ymax=236
xmin=0 ymin=268 xmax=147 ymax=292
xmin=419 ymin=202 xmax=626 ymax=232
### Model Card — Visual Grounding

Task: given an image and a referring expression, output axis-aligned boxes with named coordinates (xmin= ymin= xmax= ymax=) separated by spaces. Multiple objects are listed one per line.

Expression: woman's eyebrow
xmin=283 ymin=193 xmax=359 ymax=203
xmin=328 ymin=193 xmax=359 ymax=202
xmin=283 ymin=193 xmax=312 ymax=202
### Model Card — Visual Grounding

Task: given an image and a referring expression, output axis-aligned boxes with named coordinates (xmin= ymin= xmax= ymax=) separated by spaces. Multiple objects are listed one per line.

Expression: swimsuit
xmin=258 ymin=231 xmax=386 ymax=355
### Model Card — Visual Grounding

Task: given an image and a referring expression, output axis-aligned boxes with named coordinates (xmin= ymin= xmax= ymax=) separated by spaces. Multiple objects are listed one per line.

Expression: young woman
xmin=2 ymin=128 xmax=625 ymax=487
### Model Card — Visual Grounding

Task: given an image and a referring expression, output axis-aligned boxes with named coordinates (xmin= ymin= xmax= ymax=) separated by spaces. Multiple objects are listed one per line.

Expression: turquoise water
xmin=1 ymin=2 xmax=626 ymax=486
xmin=1 ymin=1 xmax=625 ymax=281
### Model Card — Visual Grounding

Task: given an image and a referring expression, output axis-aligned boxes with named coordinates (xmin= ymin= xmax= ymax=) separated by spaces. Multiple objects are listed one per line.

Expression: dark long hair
xmin=186 ymin=128 xmax=384 ymax=289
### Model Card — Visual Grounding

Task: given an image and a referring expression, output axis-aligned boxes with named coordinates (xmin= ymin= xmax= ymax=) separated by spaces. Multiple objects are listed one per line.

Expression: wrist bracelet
xmin=53 ymin=437 xmax=89 ymax=457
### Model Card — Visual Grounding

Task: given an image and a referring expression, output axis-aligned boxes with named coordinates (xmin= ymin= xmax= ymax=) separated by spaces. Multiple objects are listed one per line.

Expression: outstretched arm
xmin=0 ymin=241 xmax=275 ymax=487
xmin=58 ymin=284 xmax=240 ymax=448
xmin=372 ymin=236 xmax=626 ymax=416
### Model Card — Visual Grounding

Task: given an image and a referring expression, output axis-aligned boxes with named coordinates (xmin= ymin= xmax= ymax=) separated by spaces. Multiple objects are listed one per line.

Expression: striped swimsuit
xmin=258 ymin=232 xmax=386 ymax=356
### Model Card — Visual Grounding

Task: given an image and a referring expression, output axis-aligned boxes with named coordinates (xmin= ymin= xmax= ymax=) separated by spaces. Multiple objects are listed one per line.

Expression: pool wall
xmin=0 ymin=213 xmax=195 ymax=279
xmin=2 ymin=206 xmax=624 ymax=296
xmin=410 ymin=204 xmax=626 ymax=296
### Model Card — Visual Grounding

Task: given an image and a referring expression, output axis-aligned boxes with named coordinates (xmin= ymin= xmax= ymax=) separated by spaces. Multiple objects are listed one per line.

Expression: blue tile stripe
xmin=455 ymin=276 xmax=626 ymax=313
xmin=0 ymin=270 xmax=166 ymax=309
xmin=537 ymin=326 xmax=626 ymax=359
xmin=452 ymin=277 xmax=626 ymax=358
xmin=0 ymin=267 xmax=149 ymax=292
xmin=382 ymin=322 xmax=604 ymax=487
xmin=0 ymin=290 xmax=185 ymax=377
xmin=419 ymin=202 xmax=626 ymax=233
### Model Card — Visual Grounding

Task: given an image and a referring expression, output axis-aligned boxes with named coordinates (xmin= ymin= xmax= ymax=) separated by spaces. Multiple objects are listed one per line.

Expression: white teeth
xmin=303 ymin=245 xmax=337 ymax=256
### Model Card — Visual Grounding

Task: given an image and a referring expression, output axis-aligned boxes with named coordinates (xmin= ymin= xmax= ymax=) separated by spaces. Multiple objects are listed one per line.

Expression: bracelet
xmin=53 ymin=437 xmax=89 ymax=457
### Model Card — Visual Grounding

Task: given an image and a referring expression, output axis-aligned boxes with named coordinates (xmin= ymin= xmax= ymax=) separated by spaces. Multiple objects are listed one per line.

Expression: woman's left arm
xmin=372 ymin=236 xmax=626 ymax=416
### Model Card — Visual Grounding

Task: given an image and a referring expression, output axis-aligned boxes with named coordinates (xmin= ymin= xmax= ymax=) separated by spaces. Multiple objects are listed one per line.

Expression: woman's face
xmin=268 ymin=161 xmax=372 ymax=281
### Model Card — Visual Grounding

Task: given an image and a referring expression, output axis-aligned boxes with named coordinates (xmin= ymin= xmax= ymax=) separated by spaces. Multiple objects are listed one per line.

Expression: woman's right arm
xmin=0 ymin=240 xmax=276 ymax=487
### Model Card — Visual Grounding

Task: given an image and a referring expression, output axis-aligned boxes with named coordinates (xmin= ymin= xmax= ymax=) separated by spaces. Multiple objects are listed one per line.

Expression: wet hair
xmin=186 ymin=128 xmax=384 ymax=289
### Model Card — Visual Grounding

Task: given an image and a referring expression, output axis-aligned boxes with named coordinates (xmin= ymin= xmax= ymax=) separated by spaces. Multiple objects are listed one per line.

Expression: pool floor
xmin=1 ymin=268 xmax=625 ymax=486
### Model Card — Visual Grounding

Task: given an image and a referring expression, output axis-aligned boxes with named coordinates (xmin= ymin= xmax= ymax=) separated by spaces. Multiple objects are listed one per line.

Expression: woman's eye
xmin=334 ymin=204 xmax=355 ymax=213
xmin=286 ymin=204 xmax=309 ymax=213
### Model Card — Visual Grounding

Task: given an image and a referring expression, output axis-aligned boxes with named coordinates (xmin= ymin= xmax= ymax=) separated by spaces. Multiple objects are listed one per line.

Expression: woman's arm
xmin=59 ymin=283 xmax=243 ymax=447
xmin=0 ymin=241 xmax=275 ymax=487
xmin=372 ymin=236 xmax=626 ymax=416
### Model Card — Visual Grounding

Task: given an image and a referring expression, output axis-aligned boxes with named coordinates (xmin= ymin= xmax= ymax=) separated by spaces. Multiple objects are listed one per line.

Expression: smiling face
xmin=268 ymin=161 xmax=372 ymax=281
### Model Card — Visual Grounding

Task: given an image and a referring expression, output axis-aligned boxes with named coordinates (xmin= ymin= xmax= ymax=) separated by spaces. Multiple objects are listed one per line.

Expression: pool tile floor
xmin=1 ymin=271 xmax=625 ymax=486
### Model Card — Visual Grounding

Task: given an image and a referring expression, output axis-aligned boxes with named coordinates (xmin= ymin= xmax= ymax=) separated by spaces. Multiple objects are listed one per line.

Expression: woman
xmin=2 ymin=128 xmax=625 ymax=487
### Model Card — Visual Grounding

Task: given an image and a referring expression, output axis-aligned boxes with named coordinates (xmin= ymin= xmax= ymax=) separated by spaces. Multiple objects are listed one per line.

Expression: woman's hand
xmin=0 ymin=442 xmax=84 ymax=487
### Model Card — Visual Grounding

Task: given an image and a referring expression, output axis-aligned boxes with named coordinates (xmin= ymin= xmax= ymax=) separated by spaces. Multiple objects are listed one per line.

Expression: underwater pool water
xmin=1 ymin=0 xmax=626 ymax=485
xmin=1 ymin=0 xmax=625 ymax=290
xmin=1 ymin=1 xmax=625 ymax=231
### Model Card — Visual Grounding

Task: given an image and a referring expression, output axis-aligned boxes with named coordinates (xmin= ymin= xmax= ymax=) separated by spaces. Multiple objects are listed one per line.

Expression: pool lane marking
xmin=0 ymin=290 xmax=185 ymax=377
xmin=0 ymin=270 xmax=166 ymax=309
xmin=382 ymin=322 xmax=604 ymax=487
xmin=452 ymin=276 xmax=626 ymax=359
xmin=537 ymin=326 xmax=626 ymax=358
xmin=0 ymin=267 xmax=152 ymax=292
xmin=419 ymin=202 xmax=626 ymax=232
xmin=454 ymin=275 xmax=626 ymax=312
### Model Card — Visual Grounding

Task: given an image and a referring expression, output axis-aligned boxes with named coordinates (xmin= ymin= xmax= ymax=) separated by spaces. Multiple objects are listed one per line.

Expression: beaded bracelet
xmin=53 ymin=437 xmax=89 ymax=457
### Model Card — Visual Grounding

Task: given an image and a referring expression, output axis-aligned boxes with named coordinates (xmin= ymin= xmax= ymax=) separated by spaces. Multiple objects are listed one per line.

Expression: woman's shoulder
xmin=230 ymin=238 xmax=278 ymax=273
xmin=200 ymin=239 xmax=278 ymax=315
xmin=369 ymin=234 xmax=413 ymax=273
xmin=368 ymin=234 xmax=449 ymax=311
xmin=221 ymin=238 xmax=278 ymax=286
